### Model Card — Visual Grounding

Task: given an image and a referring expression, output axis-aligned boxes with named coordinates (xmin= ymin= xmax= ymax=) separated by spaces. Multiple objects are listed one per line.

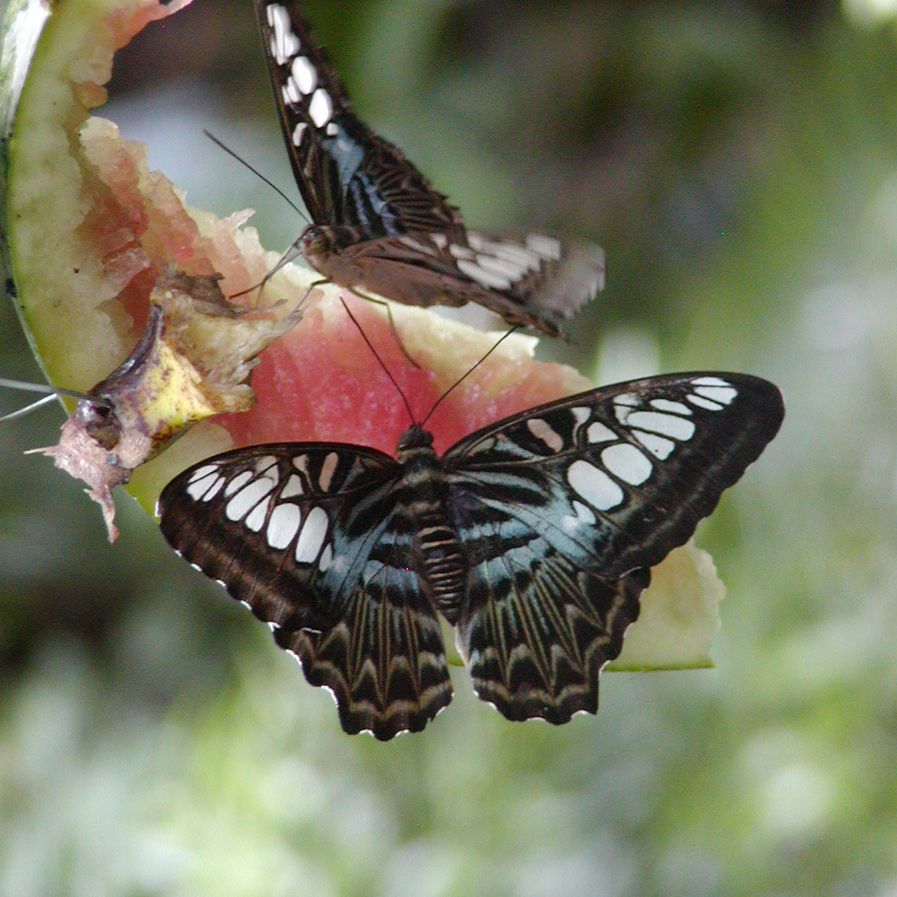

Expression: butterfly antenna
xmin=0 ymin=377 xmax=112 ymax=423
xmin=203 ymin=129 xmax=310 ymax=225
xmin=420 ymin=327 xmax=521 ymax=429
xmin=339 ymin=298 xmax=417 ymax=425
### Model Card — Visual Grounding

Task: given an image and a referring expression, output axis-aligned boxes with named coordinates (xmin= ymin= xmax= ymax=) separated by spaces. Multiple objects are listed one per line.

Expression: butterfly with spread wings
xmin=253 ymin=0 xmax=605 ymax=336
xmin=158 ymin=372 xmax=783 ymax=740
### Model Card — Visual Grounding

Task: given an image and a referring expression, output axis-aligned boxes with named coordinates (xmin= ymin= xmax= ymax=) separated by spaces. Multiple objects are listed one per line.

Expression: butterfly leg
xmin=226 ymin=268 xmax=326 ymax=339
xmin=347 ymin=287 xmax=421 ymax=369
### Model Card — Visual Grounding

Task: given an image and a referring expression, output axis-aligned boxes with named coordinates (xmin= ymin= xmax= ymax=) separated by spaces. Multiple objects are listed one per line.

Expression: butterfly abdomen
xmin=396 ymin=429 xmax=467 ymax=623
xmin=413 ymin=512 xmax=466 ymax=624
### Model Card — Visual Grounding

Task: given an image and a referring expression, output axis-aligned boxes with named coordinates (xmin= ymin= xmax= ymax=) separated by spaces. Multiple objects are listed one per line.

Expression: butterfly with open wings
xmin=158 ymin=371 xmax=783 ymax=740
xmin=253 ymin=0 xmax=605 ymax=336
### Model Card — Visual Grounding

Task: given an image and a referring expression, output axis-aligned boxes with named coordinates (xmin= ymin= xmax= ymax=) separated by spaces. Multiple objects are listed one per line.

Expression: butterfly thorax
xmin=396 ymin=425 xmax=466 ymax=624
xmin=301 ymin=224 xmax=365 ymax=256
xmin=300 ymin=224 xmax=361 ymax=283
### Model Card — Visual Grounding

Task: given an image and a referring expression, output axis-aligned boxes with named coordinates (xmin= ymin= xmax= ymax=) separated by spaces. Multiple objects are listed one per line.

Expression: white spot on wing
xmin=223 ymin=470 xmax=252 ymax=497
xmin=687 ymin=394 xmax=724 ymax=411
xmin=490 ymin=240 xmax=541 ymax=271
xmin=614 ymin=392 xmax=640 ymax=408
xmin=561 ymin=499 xmax=597 ymax=533
xmin=692 ymin=376 xmax=731 ymax=387
xmin=280 ymin=474 xmax=304 ymax=498
xmin=319 ymin=452 xmax=339 ymax=492
xmin=399 ymin=235 xmax=437 ymax=255
xmin=456 ymin=258 xmax=512 ymax=290
xmin=601 ymin=443 xmax=652 ymax=486
xmin=244 ymin=498 xmax=271 ymax=533
xmin=526 ymin=233 xmax=562 ymax=260
xmin=295 ymin=506 xmax=329 ymax=563
xmin=571 ymin=407 xmax=591 ymax=425
xmin=466 ymin=233 xmax=488 ymax=252
xmin=573 ymin=500 xmax=596 ymax=525
xmin=622 ymin=411 xmax=696 ymax=441
xmin=449 ymin=243 xmax=476 ymax=260
xmin=188 ymin=464 xmax=217 ymax=483
xmin=475 ymin=252 xmax=527 ymax=283
xmin=282 ymin=80 xmax=300 ymax=105
xmin=319 ymin=543 xmax=333 ymax=572
xmin=292 ymin=122 xmax=307 ymax=146
xmin=201 ymin=476 xmax=225 ymax=502
xmin=225 ymin=475 xmax=276 ymax=522
xmin=567 ymin=460 xmax=624 ymax=511
xmin=587 ymin=421 xmax=616 ymax=443
xmin=290 ymin=55 xmax=317 ymax=94
xmin=186 ymin=466 xmax=224 ymax=502
xmin=469 ymin=233 xmax=537 ymax=269
xmin=527 ymin=418 xmax=563 ymax=452
xmin=633 ymin=430 xmax=677 ymax=459
xmin=267 ymin=503 xmax=301 ymax=549
xmin=254 ymin=455 xmax=278 ymax=474
xmin=309 ymin=88 xmax=333 ymax=127
xmin=650 ymin=399 xmax=692 ymax=415
xmin=693 ymin=384 xmax=737 ymax=405
xmin=268 ymin=5 xmax=300 ymax=64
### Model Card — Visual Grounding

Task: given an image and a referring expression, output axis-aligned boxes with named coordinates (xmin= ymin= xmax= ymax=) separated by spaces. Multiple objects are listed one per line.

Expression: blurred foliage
xmin=3 ymin=0 xmax=897 ymax=895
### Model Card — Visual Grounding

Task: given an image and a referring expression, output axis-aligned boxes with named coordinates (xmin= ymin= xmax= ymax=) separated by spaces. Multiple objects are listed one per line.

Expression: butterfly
xmin=253 ymin=0 xmax=605 ymax=336
xmin=157 ymin=371 xmax=784 ymax=740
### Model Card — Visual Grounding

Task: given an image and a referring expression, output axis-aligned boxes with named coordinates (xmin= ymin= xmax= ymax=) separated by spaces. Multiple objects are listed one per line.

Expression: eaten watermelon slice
xmin=0 ymin=0 xmax=724 ymax=670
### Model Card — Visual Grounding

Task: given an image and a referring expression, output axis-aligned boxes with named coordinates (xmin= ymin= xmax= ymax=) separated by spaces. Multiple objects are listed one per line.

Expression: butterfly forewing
xmin=158 ymin=442 xmax=452 ymax=740
xmin=445 ymin=373 xmax=784 ymax=581
xmin=254 ymin=0 xmax=462 ymax=238
xmin=253 ymin=0 xmax=604 ymax=335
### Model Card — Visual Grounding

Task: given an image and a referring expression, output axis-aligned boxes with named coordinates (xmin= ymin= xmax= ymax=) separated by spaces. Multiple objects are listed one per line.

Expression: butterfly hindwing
xmin=158 ymin=443 xmax=452 ymax=740
xmin=330 ymin=230 xmax=606 ymax=332
xmin=457 ymin=538 xmax=649 ymax=723
xmin=274 ymin=531 xmax=453 ymax=740
xmin=446 ymin=456 xmax=648 ymax=723
xmin=444 ymin=373 xmax=783 ymax=719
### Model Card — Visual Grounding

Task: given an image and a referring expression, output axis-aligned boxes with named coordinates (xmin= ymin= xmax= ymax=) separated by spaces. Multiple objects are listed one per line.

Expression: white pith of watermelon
xmin=1 ymin=0 xmax=724 ymax=670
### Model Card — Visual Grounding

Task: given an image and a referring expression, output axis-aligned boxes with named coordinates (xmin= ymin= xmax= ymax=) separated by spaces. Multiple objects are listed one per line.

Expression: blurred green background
xmin=2 ymin=0 xmax=897 ymax=894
